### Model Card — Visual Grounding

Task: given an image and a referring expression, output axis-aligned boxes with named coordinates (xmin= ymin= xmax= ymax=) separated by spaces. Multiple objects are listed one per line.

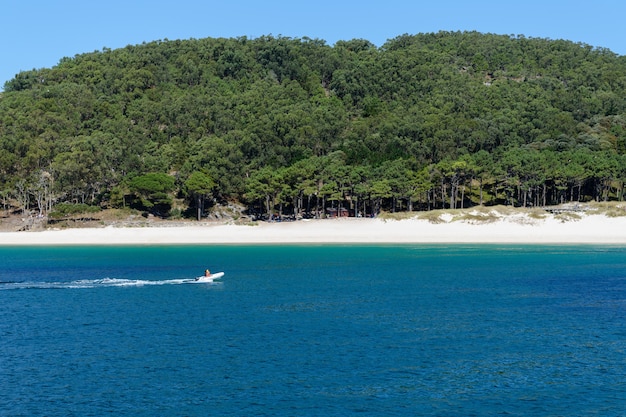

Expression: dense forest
xmin=2 ymin=31 xmax=626 ymax=221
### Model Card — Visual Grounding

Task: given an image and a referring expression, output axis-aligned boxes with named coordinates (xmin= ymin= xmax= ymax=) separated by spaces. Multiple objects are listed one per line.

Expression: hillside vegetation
xmin=2 ymin=31 xmax=626 ymax=221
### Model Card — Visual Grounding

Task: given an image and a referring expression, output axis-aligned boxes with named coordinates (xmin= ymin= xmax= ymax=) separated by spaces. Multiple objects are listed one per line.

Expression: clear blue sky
xmin=2 ymin=0 xmax=625 ymax=90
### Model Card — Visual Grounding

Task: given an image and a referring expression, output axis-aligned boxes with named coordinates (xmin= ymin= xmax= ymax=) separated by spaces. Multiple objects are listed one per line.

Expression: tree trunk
xmin=441 ymin=178 xmax=446 ymax=209
xmin=265 ymin=195 xmax=271 ymax=218
xmin=460 ymin=185 xmax=465 ymax=209
xmin=479 ymin=179 xmax=484 ymax=206
xmin=315 ymin=194 xmax=320 ymax=218
xmin=449 ymin=182 xmax=455 ymax=210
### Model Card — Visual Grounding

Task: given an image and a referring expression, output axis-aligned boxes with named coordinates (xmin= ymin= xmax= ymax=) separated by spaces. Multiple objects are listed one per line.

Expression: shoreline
xmin=1 ymin=213 xmax=626 ymax=245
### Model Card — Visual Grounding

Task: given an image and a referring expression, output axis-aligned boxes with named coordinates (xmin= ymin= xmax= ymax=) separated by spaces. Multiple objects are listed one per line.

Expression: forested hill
xmin=2 ymin=31 xmax=626 ymax=220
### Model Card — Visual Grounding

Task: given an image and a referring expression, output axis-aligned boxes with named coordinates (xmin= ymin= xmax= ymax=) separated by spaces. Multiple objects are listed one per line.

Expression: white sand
xmin=1 ymin=213 xmax=625 ymax=245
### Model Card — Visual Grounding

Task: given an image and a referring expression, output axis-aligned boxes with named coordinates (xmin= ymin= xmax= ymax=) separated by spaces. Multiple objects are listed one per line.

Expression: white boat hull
xmin=192 ymin=272 xmax=225 ymax=283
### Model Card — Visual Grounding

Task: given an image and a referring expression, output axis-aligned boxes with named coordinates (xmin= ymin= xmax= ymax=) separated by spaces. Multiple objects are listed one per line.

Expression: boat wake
xmin=0 ymin=277 xmax=221 ymax=290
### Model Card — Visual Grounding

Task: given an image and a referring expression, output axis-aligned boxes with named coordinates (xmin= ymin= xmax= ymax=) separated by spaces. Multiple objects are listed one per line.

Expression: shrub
xmin=49 ymin=203 xmax=100 ymax=219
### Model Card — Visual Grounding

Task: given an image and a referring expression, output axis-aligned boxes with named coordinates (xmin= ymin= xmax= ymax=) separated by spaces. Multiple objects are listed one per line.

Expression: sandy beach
xmin=1 ymin=207 xmax=626 ymax=245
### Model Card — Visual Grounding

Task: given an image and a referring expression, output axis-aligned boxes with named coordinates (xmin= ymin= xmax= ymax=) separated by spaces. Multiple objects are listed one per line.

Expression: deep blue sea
xmin=1 ymin=245 xmax=625 ymax=416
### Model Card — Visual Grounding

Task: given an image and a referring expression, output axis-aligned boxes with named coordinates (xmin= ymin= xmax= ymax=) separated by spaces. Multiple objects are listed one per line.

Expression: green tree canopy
xmin=2 ymin=32 xmax=626 ymax=219
xmin=184 ymin=171 xmax=216 ymax=220
xmin=128 ymin=173 xmax=176 ymax=216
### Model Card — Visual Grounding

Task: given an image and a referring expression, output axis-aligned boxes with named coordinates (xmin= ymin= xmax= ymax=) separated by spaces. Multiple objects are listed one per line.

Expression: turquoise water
xmin=1 ymin=245 xmax=625 ymax=416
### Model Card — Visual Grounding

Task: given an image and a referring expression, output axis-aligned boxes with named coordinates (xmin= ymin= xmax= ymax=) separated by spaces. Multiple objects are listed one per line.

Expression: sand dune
xmin=1 ymin=209 xmax=625 ymax=245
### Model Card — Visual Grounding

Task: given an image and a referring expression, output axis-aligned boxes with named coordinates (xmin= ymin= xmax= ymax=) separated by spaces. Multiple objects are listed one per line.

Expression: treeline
xmin=246 ymin=148 xmax=626 ymax=219
xmin=1 ymin=31 xmax=626 ymax=219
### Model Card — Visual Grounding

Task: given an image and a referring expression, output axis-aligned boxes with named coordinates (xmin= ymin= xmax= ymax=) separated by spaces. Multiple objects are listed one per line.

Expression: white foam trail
xmin=0 ymin=277 xmax=220 ymax=290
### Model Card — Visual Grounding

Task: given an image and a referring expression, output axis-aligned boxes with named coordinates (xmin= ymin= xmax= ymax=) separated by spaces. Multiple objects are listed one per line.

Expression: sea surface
xmin=0 ymin=244 xmax=625 ymax=416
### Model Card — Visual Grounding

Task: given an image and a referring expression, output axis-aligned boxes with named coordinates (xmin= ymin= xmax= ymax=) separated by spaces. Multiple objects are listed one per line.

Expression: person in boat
xmin=195 ymin=269 xmax=211 ymax=281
